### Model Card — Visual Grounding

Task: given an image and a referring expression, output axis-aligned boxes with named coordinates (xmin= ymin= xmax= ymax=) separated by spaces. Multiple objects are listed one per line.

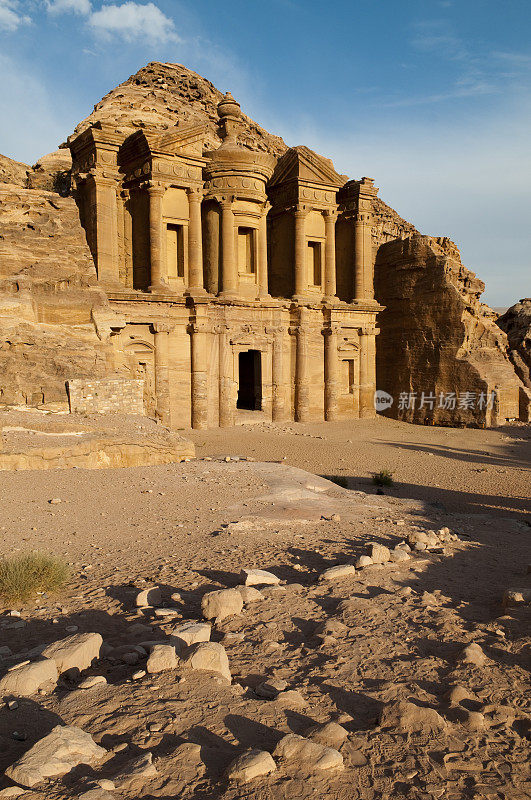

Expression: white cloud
xmin=0 ymin=0 xmax=31 ymax=31
xmin=88 ymin=1 xmax=181 ymax=43
xmin=46 ymin=0 xmax=92 ymax=16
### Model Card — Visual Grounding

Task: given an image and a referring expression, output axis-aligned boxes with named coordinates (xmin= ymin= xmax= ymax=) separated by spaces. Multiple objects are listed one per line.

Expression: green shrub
xmin=372 ymin=469 xmax=394 ymax=487
xmin=0 ymin=552 xmax=70 ymax=605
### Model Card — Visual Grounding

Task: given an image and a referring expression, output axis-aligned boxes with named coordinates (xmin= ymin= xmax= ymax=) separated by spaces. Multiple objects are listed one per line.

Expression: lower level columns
xmin=359 ymin=327 xmax=376 ymax=418
xmin=272 ymin=325 xmax=288 ymax=422
xmin=190 ymin=322 xmax=209 ymax=429
xmin=153 ymin=323 xmax=172 ymax=427
xmin=324 ymin=324 xmax=339 ymax=421
xmin=295 ymin=309 xmax=310 ymax=422
xmin=218 ymin=327 xmax=234 ymax=427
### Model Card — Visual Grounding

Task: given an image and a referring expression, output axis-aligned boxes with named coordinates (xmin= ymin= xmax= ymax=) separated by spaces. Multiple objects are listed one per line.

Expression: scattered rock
xmin=460 ymin=642 xmax=487 ymax=667
xmin=320 ymin=564 xmax=356 ymax=581
xmin=380 ymin=700 xmax=447 ymax=734
xmin=5 ymin=725 xmax=106 ymax=788
xmin=0 ymin=658 xmax=58 ymax=697
xmin=274 ymin=733 xmax=343 ymax=772
xmin=368 ymin=543 xmax=391 ymax=564
xmin=78 ymin=675 xmax=107 ymax=689
xmin=170 ymin=621 xmax=211 ymax=654
xmin=355 ymin=555 xmax=373 ymax=568
xmin=146 ymin=644 xmax=178 ymax=673
xmin=182 ymin=642 xmax=231 ymax=682
xmin=135 ymin=586 xmax=161 ymax=608
xmin=445 ymin=684 xmax=472 ymax=705
xmin=113 ymin=751 xmax=158 ymax=789
xmin=307 ymin=722 xmax=349 ymax=748
xmin=390 ymin=548 xmax=410 ymax=563
xmin=240 ymin=568 xmax=280 ymax=586
xmin=201 ymin=588 xmax=243 ymax=621
xmin=255 ymin=677 xmax=288 ymax=699
xmin=235 ymin=586 xmax=264 ymax=604
xmin=42 ymin=632 xmax=103 ymax=675
xmin=274 ymin=689 xmax=307 ymax=708
xmin=502 ymin=587 xmax=530 ymax=608
xmin=226 ymin=748 xmax=277 ymax=782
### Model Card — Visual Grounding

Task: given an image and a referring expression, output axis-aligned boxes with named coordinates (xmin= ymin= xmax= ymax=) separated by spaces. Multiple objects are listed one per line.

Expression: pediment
xmin=269 ymin=146 xmax=346 ymax=189
xmin=119 ymin=124 xmax=210 ymax=166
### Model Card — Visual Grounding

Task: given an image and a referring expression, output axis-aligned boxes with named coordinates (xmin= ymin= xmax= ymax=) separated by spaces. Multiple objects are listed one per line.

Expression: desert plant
xmin=372 ymin=469 xmax=394 ymax=487
xmin=0 ymin=552 xmax=70 ymax=605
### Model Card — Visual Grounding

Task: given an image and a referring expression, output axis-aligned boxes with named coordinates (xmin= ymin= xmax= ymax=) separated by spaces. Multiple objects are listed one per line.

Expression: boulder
xmin=77 ymin=675 xmax=107 ymax=689
xmin=226 ymin=748 xmax=277 ymax=782
xmin=368 ymin=543 xmax=391 ymax=564
xmin=42 ymin=632 xmax=102 ymax=675
xmin=135 ymin=586 xmax=161 ymax=607
xmin=273 ymin=734 xmax=343 ymax=772
xmin=307 ymin=722 xmax=349 ymax=748
xmin=0 ymin=658 xmax=58 ymax=697
xmin=355 ymin=555 xmax=373 ymax=568
xmin=5 ymin=725 xmax=106 ymax=787
xmin=170 ymin=621 xmax=211 ymax=654
xmin=390 ymin=548 xmax=410 ymax=563
xmin=379 ymin=700 xmax=446 ymax=734
xmin=146 ymin=644 xmax=179 ymax=673
xmin=320 ymin=564 xmax=356 ymax=581
xmin=201 ymin=588 xmax=243 ymax=621
xmin=240 ymin=568 xmax=280 ymax=586
xmin=460 ymin=642 xmax=487 ymax=667
xmin=182 ymin=642 xmax=231 ymax=682
xmin=235 ymin=586 xmax=264 ymax=604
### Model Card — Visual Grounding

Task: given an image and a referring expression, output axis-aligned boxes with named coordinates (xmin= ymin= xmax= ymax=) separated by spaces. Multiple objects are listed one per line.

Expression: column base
xmin=219 ymin=291 xmax=240 ymax=301
xmin=184 ymin=287 xmax=209 ymax=299
xmin=149 ymin=283 xmax=175 ymax=294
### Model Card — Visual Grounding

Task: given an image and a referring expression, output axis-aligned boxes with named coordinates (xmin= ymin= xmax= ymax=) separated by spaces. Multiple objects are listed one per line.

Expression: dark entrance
xmin=237 ymin=350 xmax=262 ymax=410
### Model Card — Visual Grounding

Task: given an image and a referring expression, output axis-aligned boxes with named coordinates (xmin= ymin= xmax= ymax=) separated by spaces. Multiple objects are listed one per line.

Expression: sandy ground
xmin=0 ymin=417 xmax=529 ymax=799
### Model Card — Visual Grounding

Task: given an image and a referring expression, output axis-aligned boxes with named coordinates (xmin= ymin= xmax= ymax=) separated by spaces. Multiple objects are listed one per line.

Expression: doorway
xmin=237 ymin=350 xmax=262 ymax=410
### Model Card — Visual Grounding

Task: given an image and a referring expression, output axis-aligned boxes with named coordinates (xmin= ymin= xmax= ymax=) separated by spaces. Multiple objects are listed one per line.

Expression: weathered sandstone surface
xmin=497 ymin=298 xmax=531 ymax=389
xmin=374 ymin=235 xmax=528 ymax=426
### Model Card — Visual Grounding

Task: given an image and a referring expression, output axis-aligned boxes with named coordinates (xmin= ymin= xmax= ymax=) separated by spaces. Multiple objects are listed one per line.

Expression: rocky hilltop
xmin=497 ymin=299 xmax=531 ymax=389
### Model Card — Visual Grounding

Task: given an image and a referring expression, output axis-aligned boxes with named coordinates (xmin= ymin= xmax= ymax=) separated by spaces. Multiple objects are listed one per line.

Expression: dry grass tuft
xmin=0 ymin=552 xmax=70 ymax=605
xmin=372 ymin=469 xmax=395 ymax=487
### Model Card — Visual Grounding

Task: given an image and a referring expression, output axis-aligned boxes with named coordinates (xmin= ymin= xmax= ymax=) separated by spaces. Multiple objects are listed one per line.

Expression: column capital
xmin=323 ymin=208 xmax=338 ymax=222
xmin=146 ymin=181 xmax=166 ymax=196
xmin=261 ymin=200 xmax=272 ymax=214
xmin=359 ymin=325 xmax=375 ymax=336
xmin=151 ymin=322 xmax=175 ymax=334
xmin=290 ymin=203 xmax=309 ymax=218
xmin=215 ymin=194 xmax=236 ymax=209
xmin=322 ymin=323 xmax=341 ymax=336
xmin=186 ymin=186 xmax=204 ymax=201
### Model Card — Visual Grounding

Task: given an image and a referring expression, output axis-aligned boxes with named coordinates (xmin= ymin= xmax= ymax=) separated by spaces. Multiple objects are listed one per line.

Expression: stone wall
xmin=67 ymin=378 xmax=144 ymax=414
xmin=374 ymin=235 xmax=524 ymax=426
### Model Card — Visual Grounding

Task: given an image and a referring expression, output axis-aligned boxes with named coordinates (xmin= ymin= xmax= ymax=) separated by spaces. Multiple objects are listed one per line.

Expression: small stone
xmin=201 ymin=588 xmax=243 ymax=621
xmin=461 ymin=710 xmax=485 ymax=731
xmin=274 ymin=733 xmax=343 ymax=772
xmin=182 ymin=642 xmax=231 ymax=682
xmin=460 ymin=642 xmax=487 ymax=667
xmin=330 ymin=513 xmax=341 ymax=522
xmin=146 ymin=644 xmax=178 ymax=674
xmin=154 ymin=608 xmax=180 ymax=618
xmin=135 ymin=586 xmax=161 ymax=608
xmin=6 ymin=699 xmax=19 ymax=710
xmin=380 ymin=700 xmax=447 ymax=734
xmin=5 ymin=725 xmax=106 ymax=787
xmin=320 ymin=564 xmax=356 ymax=581
xmin=132 ymin=670 xmax=146 ymax=680
xmin=255 ymin=677 xmax=288 ymax=699
xmin=240 ymin=568 xmax=280 ymax=586
xmin=390 ymin=548 xmax=411 ymax=563
xmin=368 ymin=543 xmax=391 ymax=564
xmin=113 ymin=751 xmax=158 ymax=789
xmin=78 ymin=675 xmax=107 ymax=689
xmin=274 ymin=689 xmax=307 ymax=708
xmin=49 ymin=498 xmax=62 ymax=504
xmin=445 ymin=684 xmax=471 ymax=705
xmin=0 ymin=789 xmax=26 ymax=798
xmin=97 ymin=779 xmax=115 ymax=790
xmin=502 ymin=588 xmax=530 ymax=608
xmin=355 ymin=555 xmax=373 ymax=568
xmin=226 ymin=748 xmax=277 ymax=782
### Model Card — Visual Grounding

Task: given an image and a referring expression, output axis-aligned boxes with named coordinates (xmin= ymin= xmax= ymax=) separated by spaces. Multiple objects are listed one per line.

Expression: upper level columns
xmin=91 ymin=175 xmax=120 ymax=286
xmin=220 ymin=197 xmax=238 ymax=298
xmin=257 ymin=201 xmax=271 ymax=298
xmin=293 ymin=205 xmax=308 ymax=300
xmin=323 ymin=209 xmax=338 ymax=300
xmin=354 ymin=180 xmax=376 ymax=301
xmin=147 ymin=183 xmax=167 ymax=293
xmin=186 ymin=188 xmax=205 ymax=294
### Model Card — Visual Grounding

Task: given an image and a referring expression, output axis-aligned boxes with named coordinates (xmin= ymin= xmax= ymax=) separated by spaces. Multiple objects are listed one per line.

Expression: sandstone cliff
xmin=497 ymin=299 xmax=531 ymax=390
xmin=0 ymin=182 xmax=113 ymax=407
xmin=374 ymin=235 xmax=525 ymax=426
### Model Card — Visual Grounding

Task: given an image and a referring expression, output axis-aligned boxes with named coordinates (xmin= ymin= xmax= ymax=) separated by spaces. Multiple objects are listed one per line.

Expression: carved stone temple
xmin=68 ymin=92 xmax=381 ymax=429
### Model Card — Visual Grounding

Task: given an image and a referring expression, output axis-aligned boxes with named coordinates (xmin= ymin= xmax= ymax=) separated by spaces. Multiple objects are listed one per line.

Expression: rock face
xmin=72 ymin=61 xmax=286 ymax=157
xmin=374 ymin=235 xmax=527 ymax=425
xmin=5 ymin=725 xmax=106 ymax=787
xmin=497 ymin=299 xmax=531 ymax=391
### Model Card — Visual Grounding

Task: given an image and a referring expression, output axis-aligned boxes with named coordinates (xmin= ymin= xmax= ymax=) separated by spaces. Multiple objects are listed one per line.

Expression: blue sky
xmin=0 ymin=0 xmax=530 ymax=306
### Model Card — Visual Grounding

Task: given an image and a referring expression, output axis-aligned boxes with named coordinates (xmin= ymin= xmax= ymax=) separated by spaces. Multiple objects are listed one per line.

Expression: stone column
xmin=257 ymin=201 xmax=271 ymax=298
xmin=272 ymin=325 xmax=287 ymax=422
xmin=295 ymin=308 xmax=310 ymax=422
xmin=190 ymin=321 xmax=209 ymax=429
xmin=324 ymin=324 xmax=339 ymax=421
xmin=220 ymin=197 xmax=238 ymax=298
xmin=148 ymin=183 xmax=167 ymax=293
xmin=354 ymin=202 xmax=374 ymax=301
xmin=91 ymin=175 xmax=120 ymax=286
xmin=153 ymin=323 xmax=172 ymax=427
xmin=359 ymin=326 xmax=376 ymax=418
xmin=122 ymin=190 xmax=133 ymax=289
xmin=218 ymin=326 xmax=234 ymax=427
xmin=293 ymin=205 xmax=308 ymax=300
xmin=323 ymin=209 xmax=338 ymax=300
xmin=187 ymin=188 xmax=205 ymax=294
